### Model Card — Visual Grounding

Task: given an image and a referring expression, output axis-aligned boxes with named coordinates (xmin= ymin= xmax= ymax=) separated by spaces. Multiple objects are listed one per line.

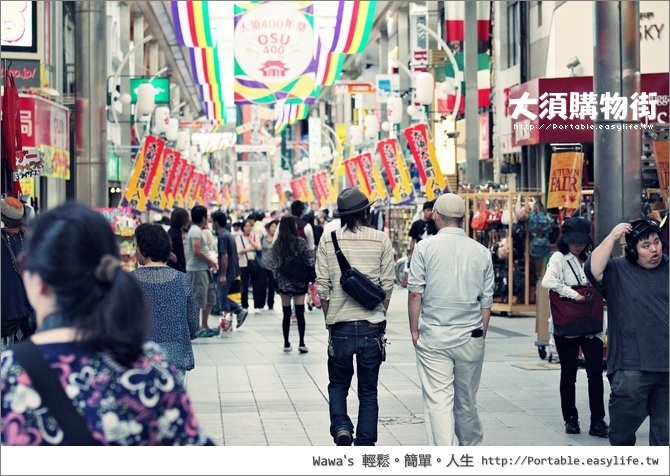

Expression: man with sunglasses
xmin=585 ymin=219 xmax=669 ymax=446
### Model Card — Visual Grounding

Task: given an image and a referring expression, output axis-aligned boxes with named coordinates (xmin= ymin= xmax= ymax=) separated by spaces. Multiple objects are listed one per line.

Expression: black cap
xmin=561 ymin=217 xmax=592 ymax=245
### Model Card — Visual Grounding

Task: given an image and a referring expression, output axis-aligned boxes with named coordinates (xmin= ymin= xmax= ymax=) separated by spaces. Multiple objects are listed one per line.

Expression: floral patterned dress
xmin=1 ymin=341 xmax=214 ymax=446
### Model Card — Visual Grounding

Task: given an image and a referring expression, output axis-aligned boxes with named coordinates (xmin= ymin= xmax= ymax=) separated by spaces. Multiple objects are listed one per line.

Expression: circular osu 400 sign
xmin=234 ymin=3 xmax=314 ymax=85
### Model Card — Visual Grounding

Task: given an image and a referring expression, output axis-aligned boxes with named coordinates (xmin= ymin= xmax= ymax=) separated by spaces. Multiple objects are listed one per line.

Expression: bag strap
xmin=10 ymin=339 xmax=101 ymax=445
xmin=565 ymin=259 xmax=584 ymax=286
xmin=1 ymin=230 xmax=21 ymax=275
xmin=331 ymin=231 xmax=351 ymax=273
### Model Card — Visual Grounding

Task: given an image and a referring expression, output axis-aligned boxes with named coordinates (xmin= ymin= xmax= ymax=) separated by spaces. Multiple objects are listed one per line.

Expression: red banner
xmin=291 ymin=179 xmax=302 ymax=200
xmin=123 ymin=135 xmax=166 ymax=212
xmin=403 ymin=123 xmax=446 ymax=200
xmin=312 ymin=172 xmax=327 ymax=204
xmin=343 ymin=156 xmax=363 ymax=191
xmin=175 ymin=162 xmax=195 ymax=208
xmin=377 ymin=138 xmax=413 ymax=203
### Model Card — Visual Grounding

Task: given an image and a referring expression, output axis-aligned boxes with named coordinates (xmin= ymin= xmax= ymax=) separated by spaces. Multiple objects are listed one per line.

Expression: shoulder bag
xmin=242 ymin=236 xmax=260 ymax=274
xmin=10 ymin=339 xmax=102 ymax=445
xmin=278 ymin=239 xmax=316 ymax=282
xmin=549 ymin=260 xmax=604 ymax=336
xmin=331 ymin=231 xmax=386 ymax=311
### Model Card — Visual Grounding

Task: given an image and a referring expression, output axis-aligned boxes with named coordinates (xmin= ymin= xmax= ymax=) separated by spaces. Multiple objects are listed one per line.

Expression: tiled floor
xmin=186 ymin=287 xmax=649 ymax=447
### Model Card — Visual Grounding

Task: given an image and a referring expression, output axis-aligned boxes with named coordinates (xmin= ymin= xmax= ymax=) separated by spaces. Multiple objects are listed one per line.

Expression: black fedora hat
xmin=334 ymin=188 xmax=378 ymax=218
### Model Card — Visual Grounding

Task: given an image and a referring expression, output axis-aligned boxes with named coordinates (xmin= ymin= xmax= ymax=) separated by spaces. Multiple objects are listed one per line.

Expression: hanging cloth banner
xmin=357 ymin=151 xmax=387 ymax=202
xmin=291 ymin=179 xmax=302 ymax=200
xmin=311 ymin=172 xmax=327 ymax=205
xmin=299 ymin=176 xmax=315 ymax=204
xmin=221 ymin=184 xmax=232 ymax=207
xmin=275 ymin=182 xmax=286 ymax=205
xmin=403 ymin=123 xmax=446 ymax=201
xmin=377 ymin=138 xmax=413 ymax=204
xmin=547 ymin=151 xmax=584 ymax=209
xmin=175 ymin=161 xmax=196 ymax=209
xmin=166 ymin=154 xmax=186 ymax=210
xmin=123 ymin=135 xmax=166 ymax=212
xmin=343 ymin=156 xmax=365 ymax=192
xmin=147 ymin=148 xmax=166 ymax=211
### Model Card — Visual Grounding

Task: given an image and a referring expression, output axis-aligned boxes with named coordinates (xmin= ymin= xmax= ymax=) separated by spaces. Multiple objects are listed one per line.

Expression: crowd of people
xmin=0 ymin=191 xmax=667 ymax=447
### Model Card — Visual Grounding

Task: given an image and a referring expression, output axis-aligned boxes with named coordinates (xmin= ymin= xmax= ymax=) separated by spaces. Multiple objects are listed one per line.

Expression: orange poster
xmin=547 ymin=151 xmax=584 ymax=209
xmin=654 ymin=141 xmax=669 ymax=198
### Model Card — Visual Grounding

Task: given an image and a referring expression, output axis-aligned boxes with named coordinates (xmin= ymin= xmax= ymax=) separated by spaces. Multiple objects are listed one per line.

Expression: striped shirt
xmin=316 ymin=226 xmax=395 ymax=325
xmin=408 ymin=227 xmax=494 ymax=349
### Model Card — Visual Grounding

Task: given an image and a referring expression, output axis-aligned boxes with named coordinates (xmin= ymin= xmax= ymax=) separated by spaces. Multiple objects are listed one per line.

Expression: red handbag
xmin=471 ymin=201 xmax=490 ymax=231
xmin=549 ymin=285 xmax=604 ymax=336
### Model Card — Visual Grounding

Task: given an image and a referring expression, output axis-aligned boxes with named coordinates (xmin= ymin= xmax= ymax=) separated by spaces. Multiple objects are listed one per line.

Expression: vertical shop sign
xmin=547 ymin=151 xmax=584 ymax=209
xmin=403 ymin=123 xmax=447 ymax=201
xmin=377 ymin=138 xmax=413 ymax=203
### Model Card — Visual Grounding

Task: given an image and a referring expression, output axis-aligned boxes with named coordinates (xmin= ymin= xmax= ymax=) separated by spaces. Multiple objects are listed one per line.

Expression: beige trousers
xmin=415 ymin=337 xmax=485 ymax=446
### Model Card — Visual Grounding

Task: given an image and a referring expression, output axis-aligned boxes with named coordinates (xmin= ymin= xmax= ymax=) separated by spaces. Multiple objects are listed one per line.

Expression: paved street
xmin=185 ymin=286 xmax=649 ymax=447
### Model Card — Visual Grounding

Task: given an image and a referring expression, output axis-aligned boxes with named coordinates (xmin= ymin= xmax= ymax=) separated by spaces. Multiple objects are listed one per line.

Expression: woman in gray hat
xmin=542 ymin=217 xmax=608 ymax=438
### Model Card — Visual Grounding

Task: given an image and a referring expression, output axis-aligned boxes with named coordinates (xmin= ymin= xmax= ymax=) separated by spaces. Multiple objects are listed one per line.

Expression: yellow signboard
xmin=547 ymin=151 xmax=584 ymax=209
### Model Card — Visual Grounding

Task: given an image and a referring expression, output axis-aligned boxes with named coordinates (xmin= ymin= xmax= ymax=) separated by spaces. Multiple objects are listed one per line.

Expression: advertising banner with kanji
xmin=175 ymin=161 xmax=196 ymax=208
xmin=344 ymin=156 xmax=367 ymax=194
xmin=357 ymin=152 xmax=387 ymax=202
xmin=291 ymin=179 xmax=302 ymax=200
xmin=123 ymin=136 xmax=166 ymax=212
xmin=377 ymin=138 xmax=413 ymax=204
xmin=299 ymin=176 xmax=314 ymax=204
xmin=547 ymin=151 xmax=584 ymax=209
xmin=403 ymin=123 xmax=446 ymax=201
xmin=166 ymin=154 xmax=186 ymax=210
xmin=311 ymin=172 xmax=327 ymax=205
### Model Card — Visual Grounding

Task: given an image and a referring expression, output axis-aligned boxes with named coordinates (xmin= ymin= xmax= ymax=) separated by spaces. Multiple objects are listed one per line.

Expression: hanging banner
xmin=291 ymin=179 xmax=302 ymax=200
xmin=147 ymin=148 xmax=166 ymax=211
xmin=275 ymin=182 xmax=286 ymax=204
xmin=233 ymin=1 xmax=316 ymax=104
xmin=311 ymin=173 xmax=326 ymax=205
xmin=403 ymin=123 xmax=446 ymax=201
xmin=123 ymin=136 xmax=166 ymax=212
xmin=343 ymin=156 xmax=364 ymax=191
xmin=547 ymin=151 xmax=584 ymax=209
xmin=299 ymin=176 xmax=314 ymax=204
xmin=221 ymin=184 xmax=232 ymax=206
xmin=166 ymin=154 xmax=186 ymax=210
xmin=175 ymin=161 xmax=196 ymax=209
xmin=358 ymin=152 xmax=387 ymax=202
xmin=377 ymin=138 xmax=413 ymax=203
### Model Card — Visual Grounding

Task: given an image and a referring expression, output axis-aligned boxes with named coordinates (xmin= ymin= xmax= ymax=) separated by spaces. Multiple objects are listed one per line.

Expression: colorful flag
xmin=171 ymin=1 xmax=214 ymax=47
xmin=377 ymin=138 xmax=413 ymax=204
xmin=123 ymin=136 xmax=166 ymax=212
xmin=357 ymin=152 xmax=387 ymax=202
xmin=343 ymin=156 xmax=363 ymax=191
xmin=403 ymin=123 xmax=447 ymax=201
xmin=315 ymin=28 xmax=346 ymax=86
xmin=330 ymin=1 xmax=377 ymax=55
xmin=166 ymin=154 xmax=185 ymax=210
xmin=175 ymin=161 xmax=196 ymax=208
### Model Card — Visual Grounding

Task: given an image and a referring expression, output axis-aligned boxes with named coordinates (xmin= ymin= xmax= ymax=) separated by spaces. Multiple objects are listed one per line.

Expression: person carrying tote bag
xmin=541 ymin=217 xmax=608 ymax=439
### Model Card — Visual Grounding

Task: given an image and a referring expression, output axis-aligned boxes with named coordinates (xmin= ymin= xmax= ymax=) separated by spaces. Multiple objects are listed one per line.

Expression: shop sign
xmin=375 ymin=74 xmax=399 ymax=104
xmin=129 ymin=77 xmax=170 ymax=104
xmin=654 ymin=141 xmax=669 ymax=195
xmin=509 ymin=73 xmax=669 ymax=146
xmin=0 ymin=59 xmax=40 ymax=88
xmin=1 ymin=1 xmax=38 ymax=54
xmin=18 ymin=94 xmax=69 ymax=179
xmin=13 ymin=148 xmax=42 ymax=181
xmin=334 ymin=82 xmax=376 ymax=95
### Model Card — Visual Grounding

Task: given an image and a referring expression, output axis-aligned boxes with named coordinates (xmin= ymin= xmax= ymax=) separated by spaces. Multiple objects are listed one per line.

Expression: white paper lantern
xmin=119 ymin=93 xmax=132 ymax=106
xmin=415 ymin=72 xmax=435 ymax=105
xmin=406 ymin=104 xmax=419 ymax=118
xmin=153 ymin=106 xmax=171 ymax=133
xmin=136 ymin=83 xmax=156 ymax=116
xmin=165 ymin=118 xmax=179 ymax=142
xmin=364 ymin=115 xmax=379 ymax=139
xmin=387 ymin=96 xmax=403 ymax=124
xmin=349 ymin=125 xmax=363 ymax=146
xmin=381 ymin=121 xmax=391 ymax=132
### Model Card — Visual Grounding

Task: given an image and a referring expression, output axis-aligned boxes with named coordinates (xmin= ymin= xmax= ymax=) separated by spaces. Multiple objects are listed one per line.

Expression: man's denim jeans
xmin=327 ymin=323 xmax=385 ymax=446
xmin=217 ymin=277 xmax=242 ymax=315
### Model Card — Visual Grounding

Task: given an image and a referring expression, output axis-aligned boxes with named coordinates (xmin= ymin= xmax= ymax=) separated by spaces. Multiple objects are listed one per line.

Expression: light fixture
xmin=414 ymin=72 xmax=434 ymax=105
xmin=349 ymin=125 xmax=363 ymax=147
xmin=364 ymin=115 xmax=380 ymax=140
xmin=381 ymin=121 xmax=391 ymax=132
xmin=387 ymin=96 xmax=403 ymax=124
xmin=566 ymin=56 xmax=581 ymax=76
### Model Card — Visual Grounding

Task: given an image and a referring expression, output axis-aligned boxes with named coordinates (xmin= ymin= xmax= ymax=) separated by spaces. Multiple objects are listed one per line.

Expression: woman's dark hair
xmin=340 ymin=207 xmax=371 ymax=233
xmin=241 ymin=219 xmax=253 ymax=234
xmin=22 ymin=202 xmax=151 ymax=366
xmin=170 ymin=208 xmax=190 ymax=229
xmin=135 ymin=223 xmax=171 ymax=263
xmin=274 ymin=216 xmax=298 ymax=260
xmin=556 ymin=235 xmax=591 ymax=261
xmin=265 ymin=219 xmax=279 ymax=231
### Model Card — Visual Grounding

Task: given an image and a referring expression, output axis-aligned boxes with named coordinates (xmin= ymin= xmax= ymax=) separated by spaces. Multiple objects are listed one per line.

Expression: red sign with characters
xmin=18 ymin=94 xmax=70 ymax=179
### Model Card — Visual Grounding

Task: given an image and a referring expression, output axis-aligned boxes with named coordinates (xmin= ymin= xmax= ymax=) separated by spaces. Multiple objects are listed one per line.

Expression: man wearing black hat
xmin=585 ymin=220 xmax=668 ymax=446
xmin=315 ymin=188 xmax=395 ymax=446
xmin=1 ymin=197 xmax=34 ymax=347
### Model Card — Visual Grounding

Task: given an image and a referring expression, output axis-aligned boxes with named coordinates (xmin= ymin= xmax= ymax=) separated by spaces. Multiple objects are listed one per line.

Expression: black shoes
xmin=565 ymin=417 xmax=580 ymax=434
xmin=589 ymin=420 xmax=609 ymax=438
xmin=335 ymin=429 xmax=352 ymax=446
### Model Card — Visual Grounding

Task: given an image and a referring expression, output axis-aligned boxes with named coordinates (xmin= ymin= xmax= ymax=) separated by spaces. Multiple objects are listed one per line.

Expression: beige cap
xmin=433 ymin=193 xmax=465 ymax=218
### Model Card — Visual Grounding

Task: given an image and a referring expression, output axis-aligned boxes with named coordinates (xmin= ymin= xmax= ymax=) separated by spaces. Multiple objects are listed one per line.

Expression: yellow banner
xmin=547 ymin=151 xmax=584 ymax=209
xmin=123 ymin=136 xmax=166 ymax=212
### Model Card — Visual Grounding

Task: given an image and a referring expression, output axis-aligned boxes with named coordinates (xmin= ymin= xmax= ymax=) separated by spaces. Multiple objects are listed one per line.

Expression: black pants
xmin=553 ymin=334 xmax=606 ymax=423
xmin=260 ymin=268 xmax=276 ymax=309
xmin=252 ymin=267 xmax=267 ymax=309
